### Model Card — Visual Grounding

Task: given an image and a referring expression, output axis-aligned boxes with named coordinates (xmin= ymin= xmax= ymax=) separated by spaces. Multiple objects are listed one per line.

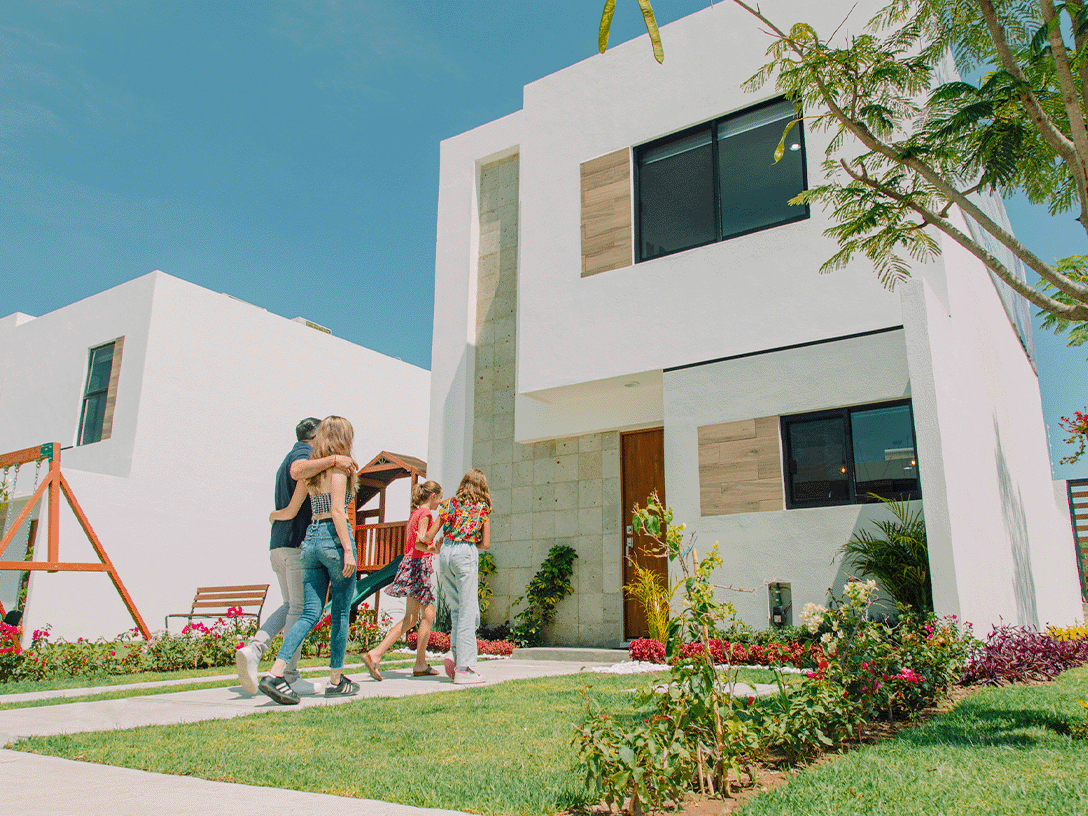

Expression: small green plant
xmin=622 ymin=563 xmax=675 ymax=643
xmin=511 ymin=545 xmax=578 ymax=646
xmin=572 ymin=694 xmax=692 ymax=816
xmin=839 ymin=497 xmax=932 ymax=613
xmin=479 ymin=550 xmax=496 ymax=617
xmin=756 ymin=676 xmax=859 ymax=762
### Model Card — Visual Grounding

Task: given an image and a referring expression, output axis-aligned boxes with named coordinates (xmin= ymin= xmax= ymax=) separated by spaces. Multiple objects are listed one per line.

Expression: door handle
xmin=625 ymin=525 xmax=634 ymax=557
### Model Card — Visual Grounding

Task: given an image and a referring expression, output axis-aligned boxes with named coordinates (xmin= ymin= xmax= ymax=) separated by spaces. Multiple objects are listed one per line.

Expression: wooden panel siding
xmin=698 ymin=416 xmax=784 ymax=516
xmin=1068 ymin=479 xmax=1088 ymax=600
xmin=581 ymin=149 xmax=632 ymax=278
xmin=100 ymin=336 xmax=124 ymax=442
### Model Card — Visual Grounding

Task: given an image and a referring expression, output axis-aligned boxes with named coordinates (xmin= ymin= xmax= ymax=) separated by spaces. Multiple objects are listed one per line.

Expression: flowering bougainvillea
xmin=1059 ymin=409 xmax=1088 ymax=464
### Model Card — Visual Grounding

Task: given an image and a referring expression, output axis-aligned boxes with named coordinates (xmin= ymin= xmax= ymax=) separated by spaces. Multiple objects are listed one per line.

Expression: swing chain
xmin=32 ymin=458 xmax=42 ymax=491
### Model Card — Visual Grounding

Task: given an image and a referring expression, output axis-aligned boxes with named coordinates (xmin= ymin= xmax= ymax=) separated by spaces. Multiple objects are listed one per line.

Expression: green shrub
xmin=511 ymin=545 xmax=578 ymax=646
xmin=839 ymin=497 xmax=932 ymax=613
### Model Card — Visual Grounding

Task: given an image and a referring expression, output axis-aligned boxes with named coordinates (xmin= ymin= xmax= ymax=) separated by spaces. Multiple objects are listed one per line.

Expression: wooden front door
xmin=621 ymin=428 xmax=667 ymax=640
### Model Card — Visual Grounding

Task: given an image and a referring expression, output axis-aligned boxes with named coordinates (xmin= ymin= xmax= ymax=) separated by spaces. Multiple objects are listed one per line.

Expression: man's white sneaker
xmin=235 ymin=645 xmax=259 ymax=695
xmin=453 ymin=669 xmax=486 ymax=685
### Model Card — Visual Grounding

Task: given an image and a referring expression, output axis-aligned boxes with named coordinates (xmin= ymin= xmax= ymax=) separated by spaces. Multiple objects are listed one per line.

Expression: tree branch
xmin=840 ymin=159 xmax=1088 ymax=318
xmin=976 ymin=0 xmax=1088 ymax=226
xmin=1040 ymin=0 xmax=1088 ymax=227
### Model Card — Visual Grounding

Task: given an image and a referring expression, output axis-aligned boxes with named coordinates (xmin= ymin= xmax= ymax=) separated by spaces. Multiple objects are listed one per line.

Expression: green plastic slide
xmin=324 ymin=554 xmax=404 ymax=615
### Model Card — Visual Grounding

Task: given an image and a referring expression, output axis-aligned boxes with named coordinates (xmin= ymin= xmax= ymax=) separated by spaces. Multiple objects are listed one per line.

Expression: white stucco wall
xmin=1 ymin=271 xmax=430 ymax=640
xmin=663 ymin=328 xmax=915 ymax=625
xmin=903 ymin=231 xmax=1083 ymax=630
xmin=514 ymin=0 xmax=899 ymax=403
xmin=428 ymin=0 xmax=1076 ymax=636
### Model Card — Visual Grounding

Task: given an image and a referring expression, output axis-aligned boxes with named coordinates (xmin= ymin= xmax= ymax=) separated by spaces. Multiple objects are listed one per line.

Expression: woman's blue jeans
xmin=276 ymin=520 xmax=356 ymax=670
xmin=439 ymin=542 xmax=479 ymax=671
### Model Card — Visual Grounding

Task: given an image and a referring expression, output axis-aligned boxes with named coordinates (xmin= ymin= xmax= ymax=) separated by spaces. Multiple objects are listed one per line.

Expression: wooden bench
xmin=164 ymin=584 xmax=270 ymax=631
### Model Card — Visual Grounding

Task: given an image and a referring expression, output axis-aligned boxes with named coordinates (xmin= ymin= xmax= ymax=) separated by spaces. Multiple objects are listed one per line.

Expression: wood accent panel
xmin=100 ymin=335 xmax=125 ymax=441
xmin=581 ymin=149 xmax=632 ymax=278
xmin=698 ymin=416 xmax=784 ymax=516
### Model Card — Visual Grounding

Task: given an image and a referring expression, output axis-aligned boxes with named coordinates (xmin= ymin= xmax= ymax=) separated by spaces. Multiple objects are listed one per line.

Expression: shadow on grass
xmin=898 ymin=698 xmax=1070 ymax=749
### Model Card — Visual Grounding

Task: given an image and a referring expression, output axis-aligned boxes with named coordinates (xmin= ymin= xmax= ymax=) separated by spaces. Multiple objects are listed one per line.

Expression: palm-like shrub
xmin=622 ymin=562 xmax=675 ymax=643
xmin=839 ymin=498 xmax=932 ymax=613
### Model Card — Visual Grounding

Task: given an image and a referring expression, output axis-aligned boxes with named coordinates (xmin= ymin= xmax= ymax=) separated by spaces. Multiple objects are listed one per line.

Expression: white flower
xmin=801 ymin=602 xmax=827 ymax=634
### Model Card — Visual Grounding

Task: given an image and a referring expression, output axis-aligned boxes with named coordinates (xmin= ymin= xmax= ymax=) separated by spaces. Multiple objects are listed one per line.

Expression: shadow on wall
xmin=994 ymin=417 xmax=1038 ymax=628
xmin=830 ymin=506 xmax=909 ymax=620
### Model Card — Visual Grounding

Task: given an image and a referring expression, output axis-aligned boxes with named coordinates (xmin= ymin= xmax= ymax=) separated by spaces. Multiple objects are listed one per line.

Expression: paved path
xmin=0 ymin=657 xmax=616 ymax=816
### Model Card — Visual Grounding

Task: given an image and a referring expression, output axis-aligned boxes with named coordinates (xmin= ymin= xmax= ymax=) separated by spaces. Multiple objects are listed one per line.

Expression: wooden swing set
xmin=0 ymin=442 xmax=150 ymax=638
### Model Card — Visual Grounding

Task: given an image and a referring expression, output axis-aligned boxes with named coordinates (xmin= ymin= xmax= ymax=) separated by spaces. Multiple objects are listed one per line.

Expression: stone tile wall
xmin=472 ymin=155 xmax=624 ymax=647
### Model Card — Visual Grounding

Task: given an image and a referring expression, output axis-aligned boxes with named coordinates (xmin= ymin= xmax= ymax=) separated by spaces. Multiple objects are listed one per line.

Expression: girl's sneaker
xmin=325 ymin=676 xmax=360 ymax=697
xmin=453 ymin=669 xmax=485 ymax=685
xmin=443 ymin=657 xmax=455 ymax=679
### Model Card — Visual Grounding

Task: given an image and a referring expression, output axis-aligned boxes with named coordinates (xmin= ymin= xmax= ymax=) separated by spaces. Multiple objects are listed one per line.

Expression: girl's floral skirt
xmin=386 ymin=554 xmax=435 ymax=606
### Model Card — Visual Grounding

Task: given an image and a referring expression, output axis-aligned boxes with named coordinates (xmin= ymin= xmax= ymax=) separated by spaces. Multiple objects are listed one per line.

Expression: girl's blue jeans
xmin=439 ymin=542 xmax=479 ymax=670
xmin=276 ymin=520 xmax=356 ymax=670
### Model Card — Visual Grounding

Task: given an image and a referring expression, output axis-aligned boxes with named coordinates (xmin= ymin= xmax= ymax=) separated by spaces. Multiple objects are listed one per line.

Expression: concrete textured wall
xmin=472 ymin=156 xmax=623 ymax=647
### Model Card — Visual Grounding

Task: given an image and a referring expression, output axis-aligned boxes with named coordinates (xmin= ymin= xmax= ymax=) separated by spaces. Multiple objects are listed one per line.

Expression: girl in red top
xmin=363 ymin=480 xmax=442 ymax=680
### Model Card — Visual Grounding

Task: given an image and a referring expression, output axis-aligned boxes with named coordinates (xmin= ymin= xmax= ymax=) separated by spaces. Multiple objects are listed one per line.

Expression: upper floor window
xmin=78 ymin=338 xmax=124 ymax=445
xmin=635 ymin=98 xmax=809 ymax=262
xmin=782 ymin=400 xmax=920 ymax=509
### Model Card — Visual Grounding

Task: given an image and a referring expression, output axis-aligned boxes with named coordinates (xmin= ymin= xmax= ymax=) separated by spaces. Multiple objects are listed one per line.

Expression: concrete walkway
xmin=0 ymin=654 xmax=618 ymax=816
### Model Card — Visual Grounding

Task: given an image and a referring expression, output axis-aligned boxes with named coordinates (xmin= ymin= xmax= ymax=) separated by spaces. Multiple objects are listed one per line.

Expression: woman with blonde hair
xmin=363 ymin=479 xmax=443 ymax=680
xmin=260 ymin=416 xmax=359 ymax=704
xmin=419 ymin=468 xmax=491 ymax=685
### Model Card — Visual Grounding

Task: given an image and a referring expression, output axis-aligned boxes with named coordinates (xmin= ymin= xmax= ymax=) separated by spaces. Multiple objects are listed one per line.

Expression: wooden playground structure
xmin=0 ymin=445 xmax=423 ymax=633
xmin=0 ymin=442 xmax=150 ymax=638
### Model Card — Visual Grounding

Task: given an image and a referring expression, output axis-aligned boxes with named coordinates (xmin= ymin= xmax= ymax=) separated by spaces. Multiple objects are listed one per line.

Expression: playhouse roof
xmin=356 ymin=451 xmax=426 ymax=506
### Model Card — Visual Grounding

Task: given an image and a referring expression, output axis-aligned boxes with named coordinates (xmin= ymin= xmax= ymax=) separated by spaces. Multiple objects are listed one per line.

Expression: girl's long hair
xmin=454 ymin=469 xmax=490 ymax=508
xmin=307 ymin=416 xmax=358 ymax=496
xmin=411 ymin=480 xmax=442 ymax=510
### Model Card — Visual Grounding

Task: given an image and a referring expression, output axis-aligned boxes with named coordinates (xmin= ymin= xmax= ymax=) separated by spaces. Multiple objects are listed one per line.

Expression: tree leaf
xmin=599 ymin=0 xmax=617 ymax=55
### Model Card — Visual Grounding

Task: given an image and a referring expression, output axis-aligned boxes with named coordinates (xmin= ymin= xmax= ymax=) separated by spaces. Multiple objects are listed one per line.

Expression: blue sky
xmin=0 ymin=0 xmax=1084 ymax=480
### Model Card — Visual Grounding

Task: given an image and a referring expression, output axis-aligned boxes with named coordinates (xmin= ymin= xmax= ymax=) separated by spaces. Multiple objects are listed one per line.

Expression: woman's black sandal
xmin=325 ymin=676 xmax=360 ymax=697
xmin=258 ymin=674 xmax=300 ymax=705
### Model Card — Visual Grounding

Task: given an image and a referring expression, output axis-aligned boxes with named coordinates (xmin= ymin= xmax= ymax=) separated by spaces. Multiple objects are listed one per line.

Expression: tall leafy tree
xmin=599 ymin=0 xmax=1088 ymax=346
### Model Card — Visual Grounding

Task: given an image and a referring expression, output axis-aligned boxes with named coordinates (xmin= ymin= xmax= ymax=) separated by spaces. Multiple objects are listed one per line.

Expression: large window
xmin=635 ymin=98 xmax=808 ymax=262
xmin=77 ymin=339 xmax=122 ymax=446
xmin=782 ymin=400 xmax=920 ymax=508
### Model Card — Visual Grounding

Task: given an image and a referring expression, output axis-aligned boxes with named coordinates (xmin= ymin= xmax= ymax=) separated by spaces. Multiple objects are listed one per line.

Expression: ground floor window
xmin=782 ymin=399 xmax=920 ymax=508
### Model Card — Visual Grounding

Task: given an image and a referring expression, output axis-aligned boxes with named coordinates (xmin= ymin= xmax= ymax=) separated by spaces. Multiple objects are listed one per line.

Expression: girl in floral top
xmin=419 ymin=469 xmax=491 ymax=684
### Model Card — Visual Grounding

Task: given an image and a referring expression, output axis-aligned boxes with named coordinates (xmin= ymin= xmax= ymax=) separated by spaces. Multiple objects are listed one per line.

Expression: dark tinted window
xmin=635 ymin=98 xmax=808 ymax=262
xmin=638 ymin=127 xmax=716 ymax=260
xmin=78 ymin=343 xmax=114 ymax=445
xmin=785 ymin=415 xmax=849 ymax=505
xmin=783 ymin=400 xmax=920 ymax=508
xmin=718 ymin=101 xmax=807 ymax=239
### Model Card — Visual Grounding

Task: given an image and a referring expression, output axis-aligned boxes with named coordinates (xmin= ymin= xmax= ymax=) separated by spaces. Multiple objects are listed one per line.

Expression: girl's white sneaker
xmin=453 ymin=669 xmax=485 ymax=685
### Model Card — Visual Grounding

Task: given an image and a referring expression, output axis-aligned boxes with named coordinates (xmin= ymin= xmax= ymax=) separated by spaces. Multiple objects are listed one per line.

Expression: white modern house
xmin=427 ymin=1 xmax=1084 ymax=647
xmin=0 ymin=271 xmax=429 ymax=640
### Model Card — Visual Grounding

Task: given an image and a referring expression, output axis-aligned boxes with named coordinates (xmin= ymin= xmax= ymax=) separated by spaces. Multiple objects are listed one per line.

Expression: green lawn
xmin=14 ymin=671 xmax=673 ymax=816
xmin=737 ymin=666 xmax=1088 ymax=816
xmin=16 ymin=667 xmax=1088 ymax=815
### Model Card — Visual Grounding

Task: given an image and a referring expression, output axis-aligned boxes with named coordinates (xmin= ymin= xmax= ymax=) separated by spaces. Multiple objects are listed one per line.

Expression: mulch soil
xmin=568 ymin=683 xmax=990 ymax=816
